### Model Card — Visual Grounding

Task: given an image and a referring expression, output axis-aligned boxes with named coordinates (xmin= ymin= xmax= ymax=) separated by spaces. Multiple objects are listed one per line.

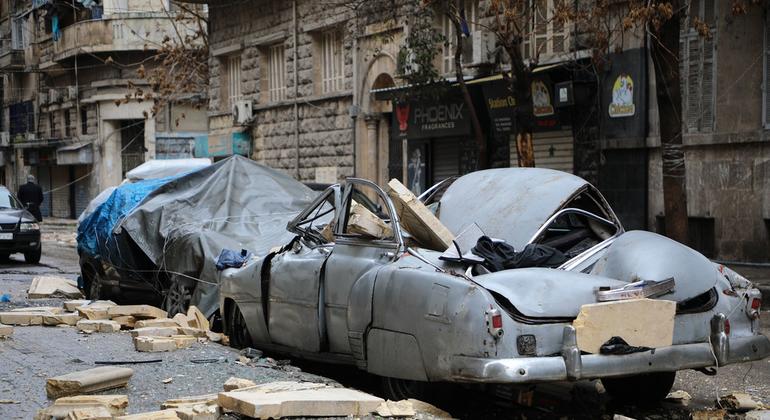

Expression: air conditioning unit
xmin=38 ymin=91 xmax=48 ymax=105
xmin=49 ymin=88 xmax=61 ymax=103
xmin=0 ymin=132 xmax=9 ymax=147
xmin=25 ymin=132 xmax=36 ymax=142
xmin=67 ymin=86 xmax=78 ymax=101
xmin=470 ymin=31 xmax=496 ymax=65
xmin=232 ymin=100 xmax=252 ymax=125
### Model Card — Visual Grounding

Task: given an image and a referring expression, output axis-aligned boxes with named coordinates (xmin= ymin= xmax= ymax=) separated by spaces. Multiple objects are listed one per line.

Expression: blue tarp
xmin=76 ymin=176 xmax=178 ymax=259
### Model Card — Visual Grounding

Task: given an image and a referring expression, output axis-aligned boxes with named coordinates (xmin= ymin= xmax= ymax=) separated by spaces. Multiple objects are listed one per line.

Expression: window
xmin=321 ymin=30 xmax=343 ymax=93
xmin=64 ymin=109 xmax=71 ymax=137
xmin=224 ymin=55 xmax=242 ymax=110
xmin=80 ymin=107 xmax=88 ymax=135
xmin=268 ymin=44 xmax=286 ymax=101
xmin=440 ymin=0 xmax=478 ymax=74
xmin=522 ymin=0 xmax=567 ymax=60
xmin=49 ymin=113 xmax=55 ymax=138
xmin=680 ymin=0 xmax=716 ymax=133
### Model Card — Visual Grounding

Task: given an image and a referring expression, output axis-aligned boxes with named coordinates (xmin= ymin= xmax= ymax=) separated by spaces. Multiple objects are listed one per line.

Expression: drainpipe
xmin=351 ymin=34 xmax=358 ymax=178
xmin=293 ymin=0 xmax=299 ymax=180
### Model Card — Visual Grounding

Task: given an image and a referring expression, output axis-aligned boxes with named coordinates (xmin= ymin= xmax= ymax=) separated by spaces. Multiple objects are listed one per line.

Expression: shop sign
xmin=393 ymin=95 xmax=471 ymax=140
xmin=482 ymin=80 xmax=516 ymax=136
xmin=609 ymin=74 xmax=635 ymax=118
xmin=532 ymin=80 xmax=554 ymax=117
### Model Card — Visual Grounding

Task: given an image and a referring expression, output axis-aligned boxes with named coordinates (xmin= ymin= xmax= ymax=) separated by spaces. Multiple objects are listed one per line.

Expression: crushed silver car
xmin=218 ymin=168 xmax=769 ymax=403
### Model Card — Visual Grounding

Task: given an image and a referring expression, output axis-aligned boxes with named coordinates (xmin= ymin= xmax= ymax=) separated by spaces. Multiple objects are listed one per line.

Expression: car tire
xmin=227 ymin=303 xmax=252 ymax=349
xmin=24 ymin=248 xmax=41 ymax=264
xmin=381 ymin=377 xmax=429 ymax=401
xmin=602 ymin=371 xmax=676 ymax=405
xmin=162 ymin=279 xmax=192 ymax=317
xmin=84 ymin=268 xmax=104 ymax=300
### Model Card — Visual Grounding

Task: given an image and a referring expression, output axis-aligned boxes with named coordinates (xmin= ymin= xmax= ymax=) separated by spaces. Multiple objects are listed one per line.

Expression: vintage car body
xmin=219 ymin=168 xmax=769 ymax=401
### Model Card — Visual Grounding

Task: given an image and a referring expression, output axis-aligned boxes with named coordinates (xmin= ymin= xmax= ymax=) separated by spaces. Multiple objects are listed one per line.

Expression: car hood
xmin=438 ymin=168 xmax=590 ymax=250
xmin=474 ymin=230 xmax=719 ymax=319
xmin=0 ymin=209 xmax=36 ymax=224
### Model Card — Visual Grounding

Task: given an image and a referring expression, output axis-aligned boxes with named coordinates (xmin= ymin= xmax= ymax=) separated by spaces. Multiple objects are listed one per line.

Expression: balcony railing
xmin=47 ymin=15 xmax=194 ymax=63
xmin=0 ymin=39 xmax=25 ymax=69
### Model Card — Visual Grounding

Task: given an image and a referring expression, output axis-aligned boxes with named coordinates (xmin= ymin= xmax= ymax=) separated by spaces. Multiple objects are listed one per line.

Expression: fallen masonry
xmin=35 ymin=394 xmax=129 ymax=419
xmin=46 ymin=366 xmax=134 ymax=399
xmin=77 ymin=319 xmax=122 ymax=333
xmin=0 ymin=323 xmax=12 ymax=337
xmin=107 ymin=304 xmax=168 ymax=320
xmin=27 ymin=276 xmax=84 ymax=299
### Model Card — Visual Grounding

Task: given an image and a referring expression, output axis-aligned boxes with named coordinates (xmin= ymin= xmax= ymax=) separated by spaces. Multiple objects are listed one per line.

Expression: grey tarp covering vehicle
xmin=218 ymin=168 xmax=769 ymax=403
xmin=80 ymin=156 xmax=316 ymax=319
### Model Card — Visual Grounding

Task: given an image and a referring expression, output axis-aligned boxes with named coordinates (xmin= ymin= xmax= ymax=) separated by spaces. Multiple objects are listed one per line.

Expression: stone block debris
xmin=0 ymin=311 xmax=46 ymax=325
xmin=35 ymin=394 xmax=128 ymax=419
xmin=107 ymin=305 xmax=167 ymax=320
xmin=42 ymin=312 xmax=81 ymax=326
xmin=77 ymin=301 xmax=117 ymax=320
xmin=0 ymin=323 xmax=13 ymax=337
xmin=46 ymin=366 xmax=134 ymax=399
xmin=719 ymin=392 xmax=761 ymax=412
xmin=223 ymin=377 xmax=257 ymax=391
xmin=115 ymin=409 xmax=181 ymax=419
xmin=63 ymin=300 xmax=92 ymax=311
xmin=27 ymin=276 xmax=83 ymax=299
xmin=77 ymin=319 xmax=121 ymax=333
xmin=387 ymin=178 xmax=455 ymax=251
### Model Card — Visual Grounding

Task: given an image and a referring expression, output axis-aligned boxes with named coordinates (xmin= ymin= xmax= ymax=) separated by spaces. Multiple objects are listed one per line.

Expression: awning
xmin=57 ymin=142 xmax=93 ymax=165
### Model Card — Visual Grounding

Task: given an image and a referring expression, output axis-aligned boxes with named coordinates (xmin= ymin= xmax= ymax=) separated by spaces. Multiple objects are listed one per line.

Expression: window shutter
xmin=700 ymin=35 xmax=715 ymax=132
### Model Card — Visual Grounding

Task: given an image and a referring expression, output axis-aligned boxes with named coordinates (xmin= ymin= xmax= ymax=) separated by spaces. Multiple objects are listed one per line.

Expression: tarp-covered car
xmin=77 ymin=156 xmax=316 ymax=321
xmin=219 ymin=168 xmax=769 ymax=403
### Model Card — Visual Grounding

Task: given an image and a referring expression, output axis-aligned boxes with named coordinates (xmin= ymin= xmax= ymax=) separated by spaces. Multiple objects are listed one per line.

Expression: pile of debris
xmin=37 ymin=367 xmax=452 ymax=419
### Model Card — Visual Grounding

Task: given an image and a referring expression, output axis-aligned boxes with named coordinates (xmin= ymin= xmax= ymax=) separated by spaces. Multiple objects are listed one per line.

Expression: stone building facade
xmin=192 ymin=0 xmax=770 ymax=262
xmin=0 ymin=0 xmax=207 ymax=218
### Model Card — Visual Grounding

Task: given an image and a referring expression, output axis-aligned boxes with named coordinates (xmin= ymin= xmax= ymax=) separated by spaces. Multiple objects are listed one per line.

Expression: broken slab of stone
xmin=35 ymin=394 xmax=128 ymax=419
xmin=77 ymin=301 xmax=117 ymax=320
xmin=406 ymin=399 xmax=453 ymax=418
xmin=108 ymin=305 xmax=167 ymax=320
xmin=0 ymin=323 xmax=13 ymax=337
xmin=223 ymin=377 xmax=257 ymax=391
xmin=113 ymin=315 xmax=137 ymax=329
xmin=77 ymin=319 xmax=121 ymax=333
xmin=172 ymin=313 xmax=190 ymax=328
xmin=46 ymin=367 xmax=134 ymax=399
xmin=161 ymin=395 xmax=218 ymax=409
xmin=376 ymin=400 xmax=417 ymax=417
xmin=28 ymin=276 xmax=83 ymax=299
xmin=572 ymin=298 xmax=676 ymax=354
xmin=130 ymin=326 xmax=180 ymax=338
xmin=133 ymin=335 xmax=196 ymax=352
xmin=173 ymin=403 xmax=220 ymax=420
xmin=186 ymin=306 xmax=209 ymax=331
xmin=719 ymin=392 xmax=760 ymax=412
xmin=665 ymin=390 xmax=691 ymax=405
xmin=387 ymin=179 xmax=455 ymax=251
xmin=691 ymin=409 xmax=727 ymax=420
xmin=63 ymin=300 xmax=91 ymax=312
xmin=12 ymin=306 xmax=64 ymax=314
xmin=177 ymin=326 xmax=208 ymax=338
xmin=42 ymin=312 xmax=81 ymax=326
xmin=0 ymin=311 xmax=46 ymax=325
xmin=114 ymin=409 xmax=181 ymax=419
xmin=217 ymin=381 xmax=384 ymax=418
xmin=134 ymin=318 xmax=181 ymax=329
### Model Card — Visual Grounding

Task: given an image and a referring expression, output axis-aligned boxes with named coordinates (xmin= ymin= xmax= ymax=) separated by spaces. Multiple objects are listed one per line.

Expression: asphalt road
xmin=0 ymin=220 xmax=769 ymax=419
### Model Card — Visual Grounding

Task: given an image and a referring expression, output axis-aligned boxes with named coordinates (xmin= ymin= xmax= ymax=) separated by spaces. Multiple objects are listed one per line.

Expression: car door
xmin=323 ymin=179 xmax=403 ymax=355
xmin=265 ymin=186 xmax=338 ymax=352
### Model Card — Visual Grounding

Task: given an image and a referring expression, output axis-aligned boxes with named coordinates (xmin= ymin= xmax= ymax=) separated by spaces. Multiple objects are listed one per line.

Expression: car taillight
xmin=724 ymin=319 xmax=731 ymax=335
xmin=748 ymin=298 xmax=761 ymax=320
xmin=486 ymin=307 xmax=504 ymax=339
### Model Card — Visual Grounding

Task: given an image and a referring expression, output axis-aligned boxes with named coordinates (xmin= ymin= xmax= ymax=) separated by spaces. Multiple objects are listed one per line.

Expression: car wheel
xmin=381 ymin=377 xmax=429 ymax=401
xmin=228 ymin=303 xmax=252 ymax=349
xmin=163 ymin=279 xmax=192 ymax=317
xmin=24 ymin=248 xmax=41 ymax=264
xmin=85 ymin=269 xmax=104 ymax=300
xmin=602 ymin=371 xmax=676 ymax=405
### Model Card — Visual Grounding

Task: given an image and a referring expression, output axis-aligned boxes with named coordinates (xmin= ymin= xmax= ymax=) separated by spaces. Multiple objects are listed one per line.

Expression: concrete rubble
xmin=27 ymin=276 xmax=84 ymax=299
xmin=0 ymin=323 xmax=13 ymax=337
xmin=35 ymin=395 xmax=129 ymax=419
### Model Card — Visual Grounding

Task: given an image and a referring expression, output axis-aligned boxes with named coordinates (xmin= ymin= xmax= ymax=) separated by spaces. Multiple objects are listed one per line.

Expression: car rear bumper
xmin=0 ymin=231 xmax=41 ymax=253
xmin=450 ymin=313 xmax=770 ymax=384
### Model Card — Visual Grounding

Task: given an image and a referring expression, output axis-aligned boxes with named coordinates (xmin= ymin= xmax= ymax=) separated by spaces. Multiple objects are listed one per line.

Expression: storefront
xmin=195 ymin=130 xmax=251 ymax=160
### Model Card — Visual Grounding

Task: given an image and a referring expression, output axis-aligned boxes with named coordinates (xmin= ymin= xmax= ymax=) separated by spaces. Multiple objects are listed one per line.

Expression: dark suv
xmin=0 ymin=187 xmax=41 ymax=263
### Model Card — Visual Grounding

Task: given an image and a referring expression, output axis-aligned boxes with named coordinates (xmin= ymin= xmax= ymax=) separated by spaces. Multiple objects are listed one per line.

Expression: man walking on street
xmin=18 ymin=175 xmax=43 ymax=222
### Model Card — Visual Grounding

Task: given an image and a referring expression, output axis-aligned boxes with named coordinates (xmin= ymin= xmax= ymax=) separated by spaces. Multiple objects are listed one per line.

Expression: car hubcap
xmin=165 ymin=280 xmax=191 ymax=316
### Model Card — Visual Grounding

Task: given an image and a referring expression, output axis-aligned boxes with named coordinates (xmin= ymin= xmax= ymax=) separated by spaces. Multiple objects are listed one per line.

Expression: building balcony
xmin=41 ymin=15 xmax=193 ymax=65
xmin=0 ymin=40 xmax=25 ymax=70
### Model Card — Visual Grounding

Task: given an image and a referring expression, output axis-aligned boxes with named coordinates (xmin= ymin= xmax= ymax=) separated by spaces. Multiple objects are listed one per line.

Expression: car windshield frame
xmin=0 ymin=190 xmax=22 ymax=210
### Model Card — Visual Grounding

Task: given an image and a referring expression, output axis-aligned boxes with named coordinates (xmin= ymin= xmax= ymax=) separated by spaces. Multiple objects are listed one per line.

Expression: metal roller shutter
xmin=431 ymin=138 xmax=460 ymax=183
xmin=533 ymin=129 xmax=574 ymax=173
xmin=50 ymin=165 xmax=70 ymax=218
xmin=74 ymin=165 xmax=91 ymax=218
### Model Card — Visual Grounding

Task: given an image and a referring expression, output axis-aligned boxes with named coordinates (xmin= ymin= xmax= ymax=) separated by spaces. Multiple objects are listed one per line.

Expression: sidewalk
xmin=40 ymin=217 xmax=77 ymax=248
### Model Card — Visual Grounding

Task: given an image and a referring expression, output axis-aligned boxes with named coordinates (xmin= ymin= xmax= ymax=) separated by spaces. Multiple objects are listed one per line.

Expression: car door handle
xmin=380 ymin=251 xmax=395 ymax=259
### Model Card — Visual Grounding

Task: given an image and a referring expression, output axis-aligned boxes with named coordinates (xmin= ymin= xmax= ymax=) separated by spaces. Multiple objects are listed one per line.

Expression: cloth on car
xmin=471 ymin=235 xmax=567 ymax=272
xmin=599 ymin=336 xmax=653 ymax=355
xmin=215 ymin=248 xmax=252 ymax=271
